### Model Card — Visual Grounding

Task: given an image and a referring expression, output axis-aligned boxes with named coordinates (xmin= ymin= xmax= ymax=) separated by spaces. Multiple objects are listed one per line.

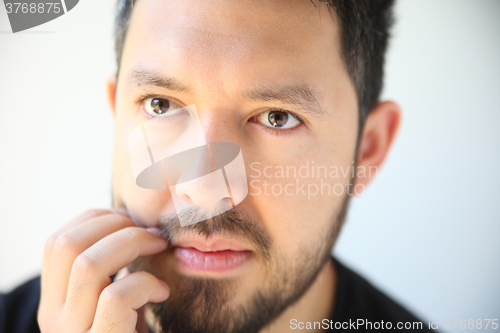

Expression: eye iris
xmin=151 ymin=98 xmax=170 ymax=114
xmin=268 ymin=111 xmax=288 ymax=127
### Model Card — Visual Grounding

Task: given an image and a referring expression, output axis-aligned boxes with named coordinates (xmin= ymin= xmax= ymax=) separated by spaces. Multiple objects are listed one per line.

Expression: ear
xmin=107 ymin=73 xmax=117 ymax=119
xmin=353 ymin=101 xmax=401 ymax=195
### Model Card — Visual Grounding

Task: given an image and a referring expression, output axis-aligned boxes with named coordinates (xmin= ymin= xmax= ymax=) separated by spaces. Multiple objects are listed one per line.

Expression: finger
xmin=41 ymin=209 xmax=111 ymax=293
xmin=43 ymin=208 xmax=129 ymax=278
xmin=90 ymin=271 xmax=169 ymax=333
xmin=45 ymin=212 xmax=135 ymax=308
xmin=62 ymin=227 xmax=167 ymax=328
xmin=39 ymin=209 xmax=113 ymax=328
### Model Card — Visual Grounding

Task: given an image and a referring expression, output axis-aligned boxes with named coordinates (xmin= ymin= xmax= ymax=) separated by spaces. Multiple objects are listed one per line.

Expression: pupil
xmin=268 ymin=111 xmax=288 ymax=127
xmin=151 ymin=98 xmax=169 ymax=114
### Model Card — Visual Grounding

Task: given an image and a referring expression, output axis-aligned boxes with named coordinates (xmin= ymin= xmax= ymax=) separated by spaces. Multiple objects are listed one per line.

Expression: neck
xmin=260 ymin=258 xmax=337 ymax=333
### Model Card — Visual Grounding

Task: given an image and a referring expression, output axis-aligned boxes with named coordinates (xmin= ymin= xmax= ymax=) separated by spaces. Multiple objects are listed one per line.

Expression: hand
xmin=38 ymin=209 xmax=170 ymax=333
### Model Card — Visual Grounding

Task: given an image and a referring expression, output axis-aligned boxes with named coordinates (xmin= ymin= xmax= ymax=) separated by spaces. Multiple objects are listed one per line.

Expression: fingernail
xmin=159 ymin=279 xmax=170 ymax=299
xmin=159 ymin=279 xmax=170 ymax=292
xmin=146 ymin=227 xmax=164 ymax=239
xmin=110 ymin=207 xmax=129 ymax=217
xmin=114 ymin=267 xmax=129 ymax=281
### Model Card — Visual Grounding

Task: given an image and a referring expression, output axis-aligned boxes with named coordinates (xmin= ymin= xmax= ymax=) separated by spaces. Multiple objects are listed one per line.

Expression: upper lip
xmin=170 ymin=237 xmax=251 ymax=253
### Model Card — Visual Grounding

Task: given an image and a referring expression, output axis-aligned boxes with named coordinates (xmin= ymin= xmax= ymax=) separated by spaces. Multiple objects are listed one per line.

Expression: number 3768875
xmin=5 ymin=2 xmax=62 ymax=14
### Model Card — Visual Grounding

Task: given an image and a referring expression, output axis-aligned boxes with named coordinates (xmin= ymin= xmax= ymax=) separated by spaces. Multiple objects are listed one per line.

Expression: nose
xmin=165 ymin=141 xmax=248 ymax=225
xmin=170 ymin=108 xmax=247 ymax=211
xmin=164 ymin=142 xmax=231 ymax=210
xmin=175 ymin=167 xmax=233 ymax=209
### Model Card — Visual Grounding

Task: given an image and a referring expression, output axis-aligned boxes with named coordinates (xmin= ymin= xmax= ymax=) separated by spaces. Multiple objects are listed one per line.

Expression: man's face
xmin=111 ymin=0 xmax=358 ymax=331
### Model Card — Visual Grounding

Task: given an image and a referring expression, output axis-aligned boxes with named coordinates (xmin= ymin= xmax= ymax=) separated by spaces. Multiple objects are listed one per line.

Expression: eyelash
xmin=135 ymin=94 xmax=181 ymax=119
xmin=135 ymin=94 xmax=305 ymax=136
xmin=249 ymin=109 xmax=305 ymax=137
xmin=257 ymin=122 xmax=304 ymax=137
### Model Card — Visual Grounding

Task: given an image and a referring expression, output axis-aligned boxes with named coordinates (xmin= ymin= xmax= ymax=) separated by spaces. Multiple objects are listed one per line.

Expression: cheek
xmin=244 ymin=111 xmax=358 ymax=255
xmin=248 ymin=175 xmax=347 ymax=256
xmin=246 ymin=156 xmax=353 ymax=255
xmin=112 ymin=116 xmax=178 ymax=227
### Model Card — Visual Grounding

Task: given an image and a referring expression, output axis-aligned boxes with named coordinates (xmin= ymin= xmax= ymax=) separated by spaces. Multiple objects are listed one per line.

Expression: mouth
xmin=170 ymin=238 xmax=253 ymax=272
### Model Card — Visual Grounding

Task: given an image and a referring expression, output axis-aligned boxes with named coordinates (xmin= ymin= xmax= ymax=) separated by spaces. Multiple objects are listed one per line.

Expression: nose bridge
xmin=172 ymin=141 xmax=230 ymax=207
xmin=197 ymin=105 xmax=236 ymax=144
xmin=171 ymin=142 xmax=234 ymax=221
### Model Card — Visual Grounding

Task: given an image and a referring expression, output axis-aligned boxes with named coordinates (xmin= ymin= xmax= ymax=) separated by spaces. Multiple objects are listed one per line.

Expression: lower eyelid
xmin=141 ymin=108 xmax=155 ymax=119
xmin=250 ymin=121 xmax=304 ymax=137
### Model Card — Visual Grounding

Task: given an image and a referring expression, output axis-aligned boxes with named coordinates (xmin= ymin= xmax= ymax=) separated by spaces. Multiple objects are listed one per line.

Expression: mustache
xmin=157 ymin=208 xmax=271 ymax=260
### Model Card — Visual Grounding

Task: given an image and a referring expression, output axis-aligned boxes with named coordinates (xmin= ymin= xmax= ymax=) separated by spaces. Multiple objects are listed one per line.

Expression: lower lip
xmin=174 ymin=247 xmax=252 ymax=272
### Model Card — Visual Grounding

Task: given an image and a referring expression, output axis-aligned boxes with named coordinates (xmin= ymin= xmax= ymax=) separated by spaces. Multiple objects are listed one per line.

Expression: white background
xmin=1 ymin=0 xmax=499 ymax=330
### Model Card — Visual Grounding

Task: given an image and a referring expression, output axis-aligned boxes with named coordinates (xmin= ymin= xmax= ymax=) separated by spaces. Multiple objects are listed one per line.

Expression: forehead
xmin=121 ymin=0 xmax=343 ymax=100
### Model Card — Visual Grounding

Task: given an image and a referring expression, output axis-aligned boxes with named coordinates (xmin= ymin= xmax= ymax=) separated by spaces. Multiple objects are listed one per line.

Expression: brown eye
xmin=143 ymin=97 xmax=185 ymax=117
xmin=255 ymin=110 xmax=301 ymax=129
xmin=268 ymin=111 xmax=289 ymax=127
xmin=150 ymin=98 xmax=170 ymax=114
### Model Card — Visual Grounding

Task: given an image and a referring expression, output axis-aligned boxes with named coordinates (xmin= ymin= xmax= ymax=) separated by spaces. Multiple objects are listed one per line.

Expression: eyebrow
xmin=125 ymin=69 xmax=192 ymax=93
xmin=241 ymin=84 xmax=326 ymax=119
xmin=125 ymin=69 xmax=326 ymax=118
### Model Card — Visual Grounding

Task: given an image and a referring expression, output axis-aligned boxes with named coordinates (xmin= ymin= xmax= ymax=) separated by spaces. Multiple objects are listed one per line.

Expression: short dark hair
xmin=114 ymin=0 xmax=395 ymax=129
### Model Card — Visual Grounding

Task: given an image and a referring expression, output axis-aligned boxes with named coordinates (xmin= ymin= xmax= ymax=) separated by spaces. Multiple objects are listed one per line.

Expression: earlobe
xmin=353 ymin=101 xmax=401 ymax=195
xmin=107 ymin=73 xmax=117 ymax=118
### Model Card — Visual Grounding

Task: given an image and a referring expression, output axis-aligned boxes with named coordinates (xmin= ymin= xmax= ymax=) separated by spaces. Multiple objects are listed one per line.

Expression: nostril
xmin=176 ymin=183 xmax=232 ymax=209
xmin=221 ymin=197 xmax=233 ymax=208
xmin=178 ymin=192 xmax=194 ymax=205
xmin=174 ymin=171 xmax=235 ymax=209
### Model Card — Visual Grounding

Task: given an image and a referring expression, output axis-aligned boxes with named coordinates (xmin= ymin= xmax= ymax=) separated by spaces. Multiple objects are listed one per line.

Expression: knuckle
xmin=72 ymin=252 xmax=99 ymax=279
xmin=43 ymin=234 xmax=58 ymax=254
xmin=53 ymin=233 xmax=79 ymax=255
xmin=100 ymin=285 xmax=126 ymax=307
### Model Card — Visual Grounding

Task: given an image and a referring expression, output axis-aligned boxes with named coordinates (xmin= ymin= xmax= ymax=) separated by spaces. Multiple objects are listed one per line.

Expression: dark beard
xmin=132 ymin=196 xmax=350 ymax=333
